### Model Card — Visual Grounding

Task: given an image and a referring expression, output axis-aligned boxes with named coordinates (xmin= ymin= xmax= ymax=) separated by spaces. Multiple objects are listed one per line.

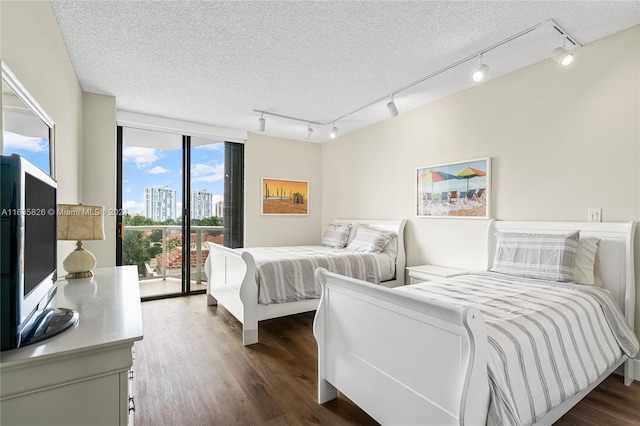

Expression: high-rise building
xmin=215 ymin=200 xmax=224 ymax=218
xmin=144 ymin=186 xmax=177 ymax=222
xmin=191 ymin=189 xmax=214 ymax=220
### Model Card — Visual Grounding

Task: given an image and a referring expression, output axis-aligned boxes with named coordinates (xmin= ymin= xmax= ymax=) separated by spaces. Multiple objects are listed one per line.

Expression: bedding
xmin=573 ymin=237 xmax=602 ymax=286
xmin=345 ymin=224 xmax=393 ymax=253
xmin=490 ymin=231 xmax=579 ymax=282
xmin=321 ymin=222 xmax=351 ymax=248
xmin=242 ymin=245 xmax=395 ymax=304
xmin=397 ymin=271 xmax=639 ymax=426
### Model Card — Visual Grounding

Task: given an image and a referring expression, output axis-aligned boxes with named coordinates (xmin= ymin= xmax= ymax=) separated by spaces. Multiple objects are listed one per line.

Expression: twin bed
xmin=204 ymin=218 xmax=638 ymax=425
xmin=204 ymin=219 xmax=406 ymax=345
xmin=313 ymin=220 xmax=638 ymax=425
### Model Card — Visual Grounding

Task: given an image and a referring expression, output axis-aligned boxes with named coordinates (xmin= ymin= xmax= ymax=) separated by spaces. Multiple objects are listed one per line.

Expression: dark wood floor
xmin=134 ymin=294 xmax=640 ymax=426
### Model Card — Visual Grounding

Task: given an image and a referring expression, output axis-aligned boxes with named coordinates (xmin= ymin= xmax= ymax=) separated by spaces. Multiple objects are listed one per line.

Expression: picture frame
xmin=261 ymin=177 xmax=309 ymax=215
xmin=416 ymin=157 xmax=490 ymax=218
xmin=2 ymin=61 xmax=56 ymax=178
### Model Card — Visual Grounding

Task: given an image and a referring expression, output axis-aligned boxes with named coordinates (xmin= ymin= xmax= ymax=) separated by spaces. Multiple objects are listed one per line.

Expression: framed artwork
xmin=416 ymin=157 xmax=490 ymax=218
xmin=261 ymin=178 xmax=309 ymax=215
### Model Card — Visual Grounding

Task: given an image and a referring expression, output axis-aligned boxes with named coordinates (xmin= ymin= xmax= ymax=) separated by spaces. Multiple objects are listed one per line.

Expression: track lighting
xmin=552 ymin=37 xmax=575 ymax=67
xmin=258 ymin=113 xmax=266 ymax=132
xmin=329 ymin=123 xmax=339 ymax=139
xmin=254 ymin=20 xmax=580 ymax=141
xmin=472 ymin=54 xmax=489 ymax=83
xmin=304 ymin=123 xmax=313 ymax=140
xmin=387 ymin=95 xmax=399 ymax=117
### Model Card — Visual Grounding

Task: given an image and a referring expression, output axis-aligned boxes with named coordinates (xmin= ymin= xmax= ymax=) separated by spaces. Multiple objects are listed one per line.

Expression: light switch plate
xmin=588 ymin=208 xmax=602 ymax=222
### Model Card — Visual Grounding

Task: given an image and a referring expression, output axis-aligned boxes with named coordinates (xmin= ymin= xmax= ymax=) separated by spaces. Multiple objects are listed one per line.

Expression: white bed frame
xmin=314 ymin=220 xmax=636 ymax=425
xmin=205 ymin=219 xmax=406 ymax=345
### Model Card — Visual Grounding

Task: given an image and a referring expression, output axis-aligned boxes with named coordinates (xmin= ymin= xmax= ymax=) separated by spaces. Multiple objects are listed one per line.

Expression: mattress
xmin=241 ymin=245 xmax=395 ymax=305
xmin=397 ymin=272 xmax=639 ymax=426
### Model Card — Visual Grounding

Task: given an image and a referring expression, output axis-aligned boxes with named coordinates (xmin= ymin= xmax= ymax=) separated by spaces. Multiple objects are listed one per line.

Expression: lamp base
xmin=65 ymin=271 xmax=94 ymax=279
xmin=62 ymin=241 xmax=97 ymax=280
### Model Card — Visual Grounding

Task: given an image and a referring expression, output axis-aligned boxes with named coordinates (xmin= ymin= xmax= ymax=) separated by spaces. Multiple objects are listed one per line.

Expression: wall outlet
xmin=588 ymin=208 xmax=602 ymax=222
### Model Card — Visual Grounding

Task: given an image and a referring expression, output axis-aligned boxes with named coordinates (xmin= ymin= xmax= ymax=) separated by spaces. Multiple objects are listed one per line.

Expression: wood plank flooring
xmin=134 ymin=294 xmax=640 ymax=426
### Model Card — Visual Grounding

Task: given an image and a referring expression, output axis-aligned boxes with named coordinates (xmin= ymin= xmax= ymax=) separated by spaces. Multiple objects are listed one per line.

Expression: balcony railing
xmin=123 ymin=225 xmax=223 ymax=284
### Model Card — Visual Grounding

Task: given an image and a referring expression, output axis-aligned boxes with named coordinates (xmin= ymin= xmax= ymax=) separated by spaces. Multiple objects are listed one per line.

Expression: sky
xmin=122 ymin=141 xmax=225 ymax=217
xmin=417 ymin=158 xmax=488 ymax=195
xmin=3 ymin=129 xmax=225 ymax=219
xmin=3 ymin=131 xmax=51 ymax=175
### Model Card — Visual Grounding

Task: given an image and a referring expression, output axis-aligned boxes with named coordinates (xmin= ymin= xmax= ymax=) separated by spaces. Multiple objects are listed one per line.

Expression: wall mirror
xmin=2 ymin=62 xmax=55 ymax=178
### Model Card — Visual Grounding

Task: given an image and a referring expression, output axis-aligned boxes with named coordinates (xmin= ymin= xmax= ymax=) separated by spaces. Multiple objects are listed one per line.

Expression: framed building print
xmin=261 ymin=178 xmax=309 ymax=215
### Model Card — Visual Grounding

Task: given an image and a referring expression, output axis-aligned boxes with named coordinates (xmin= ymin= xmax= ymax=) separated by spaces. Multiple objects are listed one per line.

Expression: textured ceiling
xmin=49 ymin=1 xmax=640 ymax=143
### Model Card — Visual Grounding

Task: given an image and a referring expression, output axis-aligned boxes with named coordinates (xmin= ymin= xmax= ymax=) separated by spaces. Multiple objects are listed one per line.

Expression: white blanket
xmin=397 ymin=272 xmax=639 ymax=426
xmin=242 ymin=245 xmax=395 ymax=305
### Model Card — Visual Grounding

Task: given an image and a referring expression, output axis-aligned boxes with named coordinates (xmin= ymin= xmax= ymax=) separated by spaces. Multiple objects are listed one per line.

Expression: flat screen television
xmin=1 ymin=154 xmax=77 ymax=351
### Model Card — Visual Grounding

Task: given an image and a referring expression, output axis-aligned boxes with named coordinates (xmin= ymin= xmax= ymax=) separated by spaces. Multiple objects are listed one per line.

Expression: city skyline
xmin=123 ymin=141 xmax=225 ymax=218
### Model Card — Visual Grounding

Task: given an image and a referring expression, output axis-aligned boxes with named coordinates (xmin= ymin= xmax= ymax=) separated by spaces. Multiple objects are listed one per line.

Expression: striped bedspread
xmin=242 ymin=246 xmax=395 ymax=305
xmin=397 ymin=272 xmax=639 ymax=426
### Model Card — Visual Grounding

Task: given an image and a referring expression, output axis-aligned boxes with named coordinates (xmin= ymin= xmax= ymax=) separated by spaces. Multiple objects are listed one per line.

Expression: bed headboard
xmin=332 ymin=219 xmax=407 ymax=287
xmin=486 ymin=220 xmax=636 ymax=331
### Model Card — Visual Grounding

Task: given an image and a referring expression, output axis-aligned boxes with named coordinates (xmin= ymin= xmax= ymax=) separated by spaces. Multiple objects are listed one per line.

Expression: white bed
xmin=313 ymin=220 xmax=638 ymax=425
xmin=204 ymin=219 xmax=406 ymax=345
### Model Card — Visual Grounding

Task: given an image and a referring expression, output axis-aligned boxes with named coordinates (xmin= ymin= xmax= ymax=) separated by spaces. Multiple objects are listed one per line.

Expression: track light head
xmin=552 ymin=46 xmax=575 ymax=67
xmin=387 ymin=96 xmax=399 ymax=117
xmin=472 ymin=64 xmax=489 ymax=83
xmin=329 ymin=124 xmax=339 ymax=139
xmin=258 ymin=113 xmax=266 ymax=132
xmin=304 ymin=123 xmax=313 ymax=140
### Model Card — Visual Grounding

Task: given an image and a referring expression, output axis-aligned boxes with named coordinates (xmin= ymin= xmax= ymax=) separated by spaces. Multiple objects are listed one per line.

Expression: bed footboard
xmin=205 ymin=243 xmax=259 ymax=345
xmin=313 ymin=268 xmax=490 ymax=425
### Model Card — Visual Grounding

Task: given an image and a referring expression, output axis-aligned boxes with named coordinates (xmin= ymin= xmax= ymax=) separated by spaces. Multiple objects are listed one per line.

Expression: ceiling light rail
xmin=254 ymin=18 xmax=581 ymax=139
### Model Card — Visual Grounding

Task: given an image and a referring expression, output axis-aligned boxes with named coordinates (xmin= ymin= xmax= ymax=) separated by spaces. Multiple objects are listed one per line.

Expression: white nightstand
xmin=406 ymin=264 xmax=468 ymax=284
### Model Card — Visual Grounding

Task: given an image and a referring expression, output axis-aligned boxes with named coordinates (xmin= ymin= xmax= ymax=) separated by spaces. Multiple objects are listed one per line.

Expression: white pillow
xmin=346 ymin=225 xmax=392 ymax=253
xmin=346 ymin=223 xmax=359 ymax=246
xmin=321 ymin=222 xmax=351 ymax=248
xmin=382 ymin=233 xmax=398 ymax=259
xmin=573 ymin=237 xmax=601 ymax=286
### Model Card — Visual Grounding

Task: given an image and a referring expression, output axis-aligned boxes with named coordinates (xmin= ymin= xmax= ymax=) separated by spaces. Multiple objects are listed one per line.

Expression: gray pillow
xmin=346 ymin=225 xmax=393 ymax=253
xmin=491 ymin=231 xmax=579 ymax=282
xmin=321 ymin=222 xmax=351 ymax=248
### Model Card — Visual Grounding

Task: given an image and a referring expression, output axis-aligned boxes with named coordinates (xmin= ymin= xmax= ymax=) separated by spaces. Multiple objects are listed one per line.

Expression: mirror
xmin=2 ymin=62 xmax=55 ymax=178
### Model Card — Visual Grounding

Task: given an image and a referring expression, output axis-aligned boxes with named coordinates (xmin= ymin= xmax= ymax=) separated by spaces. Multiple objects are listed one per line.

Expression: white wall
xmin=1 ymin=1 xmax=83 ymax=273
xmin=321 ymin=25 xmax=640 ymax=337
xmin=244 ymin=132 xmax=322 ymax=247
xmin=82 ymin=93 xmax=117 ymax=268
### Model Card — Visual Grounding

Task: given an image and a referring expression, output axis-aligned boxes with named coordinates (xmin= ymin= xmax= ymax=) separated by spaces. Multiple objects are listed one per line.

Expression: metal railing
xmin=123 ymin=225 xmax=223 ymax=283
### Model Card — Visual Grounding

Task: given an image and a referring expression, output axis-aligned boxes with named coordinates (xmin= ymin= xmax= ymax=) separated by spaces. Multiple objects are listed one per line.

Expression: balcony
xmin=123 ymin=225 xmax=223 ymax=297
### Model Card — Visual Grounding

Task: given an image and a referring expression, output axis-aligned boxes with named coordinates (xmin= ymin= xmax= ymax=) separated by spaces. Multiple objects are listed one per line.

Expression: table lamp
xmin=57 ymin=204 xmax=105 ymax=279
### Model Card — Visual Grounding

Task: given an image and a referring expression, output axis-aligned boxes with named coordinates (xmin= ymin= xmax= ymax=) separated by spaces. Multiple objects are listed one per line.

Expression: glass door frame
xmin=116 ymin=127 xmax=203 ymax=301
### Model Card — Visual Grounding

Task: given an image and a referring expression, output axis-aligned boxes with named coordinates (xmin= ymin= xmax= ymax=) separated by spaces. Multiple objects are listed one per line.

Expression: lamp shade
xmin=57 ymin=204 xmax=106 ymax=241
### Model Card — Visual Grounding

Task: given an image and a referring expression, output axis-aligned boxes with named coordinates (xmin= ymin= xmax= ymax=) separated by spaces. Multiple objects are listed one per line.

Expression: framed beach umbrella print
xmin=416 ymin=157 xmax=490 ymax=218
xmin=261 ymin=177 xmax=309 ymax=215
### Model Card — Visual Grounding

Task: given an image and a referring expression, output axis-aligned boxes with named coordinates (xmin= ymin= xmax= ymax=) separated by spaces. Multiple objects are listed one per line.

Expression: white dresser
xmin=0 ymin=266 xmax=143 ymax=426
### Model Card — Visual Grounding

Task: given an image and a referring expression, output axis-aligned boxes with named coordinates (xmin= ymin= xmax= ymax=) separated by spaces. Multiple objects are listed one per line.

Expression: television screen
xmin=23 ymin=173 xmax=57 ymax=297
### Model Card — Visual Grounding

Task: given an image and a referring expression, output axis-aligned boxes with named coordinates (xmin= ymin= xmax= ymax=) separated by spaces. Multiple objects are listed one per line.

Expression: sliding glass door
xmin=117 ymin=127 xmax=227 ymax=299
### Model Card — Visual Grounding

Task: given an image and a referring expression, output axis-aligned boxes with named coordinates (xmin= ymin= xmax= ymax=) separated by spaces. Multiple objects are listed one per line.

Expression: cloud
xmin=148 ymin=166 xmax=169 ymax=174
xmin=191 ymin=162 xmax=224 ymax=183
xmin=125 ymin=187 xmax=132 ymax=193
xmin=3 ymin=131 xmax=48 ymax=152
xmin=123 ymin=146 xmax=160 ymax=167
xmin=194 ymin=143 xmax=224 ymax=151
xmin=123 ymin=200 xmax=145 ymax=214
